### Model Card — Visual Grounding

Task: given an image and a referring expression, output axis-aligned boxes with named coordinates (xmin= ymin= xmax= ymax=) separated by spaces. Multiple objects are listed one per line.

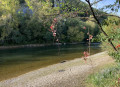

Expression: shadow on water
xmin=0 ymin=44 xmax=101 ymax=81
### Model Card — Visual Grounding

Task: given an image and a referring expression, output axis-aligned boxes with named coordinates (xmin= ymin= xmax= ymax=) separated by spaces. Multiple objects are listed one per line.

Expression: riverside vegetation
xmin=0 ymin=0 xmax=103 ymax=45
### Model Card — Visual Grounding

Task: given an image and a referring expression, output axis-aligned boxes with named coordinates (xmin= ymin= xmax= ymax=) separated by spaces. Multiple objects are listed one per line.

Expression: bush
xmin=99 ymin=16 xmax=120 ymax=62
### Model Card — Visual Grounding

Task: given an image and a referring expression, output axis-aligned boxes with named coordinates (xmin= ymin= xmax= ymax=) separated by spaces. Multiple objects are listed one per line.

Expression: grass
xmin=86 ymin=63 xmax=120 ymax=87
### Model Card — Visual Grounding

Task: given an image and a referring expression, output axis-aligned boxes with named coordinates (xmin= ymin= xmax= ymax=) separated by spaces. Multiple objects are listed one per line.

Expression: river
xmin=0 ymin=43 xmax=101 ymax=81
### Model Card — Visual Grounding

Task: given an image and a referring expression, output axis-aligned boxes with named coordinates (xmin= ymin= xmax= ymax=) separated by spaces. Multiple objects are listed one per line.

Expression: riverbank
xmin=0 ymin=43 xmax=54 ymax=49
xmin=0 ymin=42 xmax=100 ymax=49
xmin=0 ymin=52 xmax=114 ymax=87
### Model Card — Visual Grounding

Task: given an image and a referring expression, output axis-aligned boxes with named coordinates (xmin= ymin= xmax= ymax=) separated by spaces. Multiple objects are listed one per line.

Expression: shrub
xmin=99 ymin=16 xmax=120 ymax=62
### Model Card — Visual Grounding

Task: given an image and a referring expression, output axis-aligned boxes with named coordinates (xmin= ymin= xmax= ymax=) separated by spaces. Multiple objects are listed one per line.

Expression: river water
xmin=0 ymin=44 xmax=101 ymax=81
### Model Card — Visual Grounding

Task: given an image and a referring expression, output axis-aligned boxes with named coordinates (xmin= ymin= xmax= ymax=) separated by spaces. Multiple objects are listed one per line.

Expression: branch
xmin=91 ymin=0 xmax=103 ymax=6
xmin=85 ymin=0 xmax=118 ymax=52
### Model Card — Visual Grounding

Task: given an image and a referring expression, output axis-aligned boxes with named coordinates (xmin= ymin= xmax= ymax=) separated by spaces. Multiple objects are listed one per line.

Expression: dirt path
xmin=0 ymin=52 xmax=114 ymax=87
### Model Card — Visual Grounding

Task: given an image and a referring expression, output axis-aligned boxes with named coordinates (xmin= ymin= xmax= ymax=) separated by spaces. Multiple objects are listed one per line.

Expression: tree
xmin=85 ymin=0 xmax=120 ymax=61
xmin=0 ymin=0 xmax=20 ymax=44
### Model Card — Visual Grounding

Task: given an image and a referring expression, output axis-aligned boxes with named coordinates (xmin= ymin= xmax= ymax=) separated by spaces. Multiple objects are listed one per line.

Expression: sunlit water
xmin=0 ymin=44 xmax=101 ymax=81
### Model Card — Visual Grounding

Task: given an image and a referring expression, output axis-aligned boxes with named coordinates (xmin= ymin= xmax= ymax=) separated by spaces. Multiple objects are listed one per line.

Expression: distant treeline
xmin=0 ymin=0 xmax=105 ymax=46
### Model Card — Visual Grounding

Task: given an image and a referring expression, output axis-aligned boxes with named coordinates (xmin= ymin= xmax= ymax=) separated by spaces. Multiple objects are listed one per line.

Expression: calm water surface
xmin=0 ymin=44 xmax=101 ymax=81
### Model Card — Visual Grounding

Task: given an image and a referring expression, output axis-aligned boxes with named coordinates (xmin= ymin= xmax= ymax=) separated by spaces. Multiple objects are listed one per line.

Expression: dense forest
xmin=0 ymin=0 xmax=108 ymax=45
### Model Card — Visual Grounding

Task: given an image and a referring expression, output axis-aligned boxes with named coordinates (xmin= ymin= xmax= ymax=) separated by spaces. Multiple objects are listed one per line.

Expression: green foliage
xmin=0 ymin=0 xmax=20 ymax=41
xmin=25 ymin=0 xmax=60 ymax=18
xmin=99 ymin=16 xmax=120 ymax=62
xmin=67 ymin=26 xmax=84 ymax=42
xmin=91 ymin=35 xmax=101 ymax=42
xmin=56 ymin=18 xmax=99 ymax=43
xmin=0 ymin=0 xmax=101 ymax=45
xmin=0 ymin=0 xmax=59 ymax=45
xmin=87 ymin=64 xmax=120 ymax=87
